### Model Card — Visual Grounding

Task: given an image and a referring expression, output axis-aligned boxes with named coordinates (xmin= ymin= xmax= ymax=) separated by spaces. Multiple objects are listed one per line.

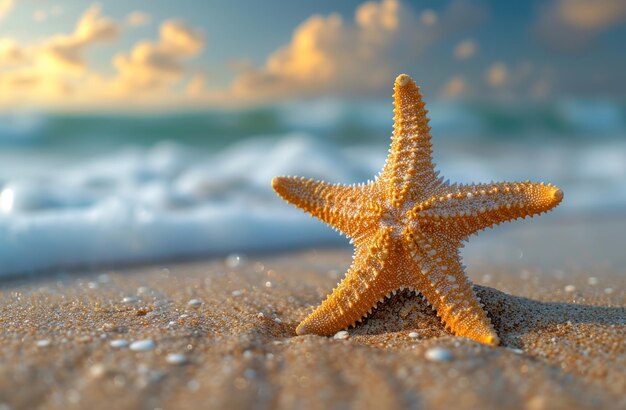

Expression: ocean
xmin=0 ymin=98 xmax=625 ymax=276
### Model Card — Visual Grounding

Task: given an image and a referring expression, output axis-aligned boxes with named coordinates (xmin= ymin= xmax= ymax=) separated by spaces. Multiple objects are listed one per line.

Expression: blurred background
xmin=0 ymin=0 xmax=625 ymax=275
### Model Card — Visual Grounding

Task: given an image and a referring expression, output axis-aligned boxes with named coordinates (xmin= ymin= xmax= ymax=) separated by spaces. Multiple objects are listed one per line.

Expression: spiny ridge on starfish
xmin=272 ymin=73 xmax=563 ymax=345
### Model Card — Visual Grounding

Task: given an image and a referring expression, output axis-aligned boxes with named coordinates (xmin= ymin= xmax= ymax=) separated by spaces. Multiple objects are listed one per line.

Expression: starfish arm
xmin=272 ymin=176 xmax=381 ymax=241
xmin=381 ymin=74 xmax=441 ymax=206
xmin=296 ymin=228 xmax=400 ymax=336
xmin=412 ymin=181 xmax=563 ymax=240
xmin=403 ymin=230 xmax=499 ymax=345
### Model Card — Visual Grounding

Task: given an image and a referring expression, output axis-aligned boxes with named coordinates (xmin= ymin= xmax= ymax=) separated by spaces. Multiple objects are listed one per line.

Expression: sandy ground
xmin=0 ymin=249 xmax=624 ymax=410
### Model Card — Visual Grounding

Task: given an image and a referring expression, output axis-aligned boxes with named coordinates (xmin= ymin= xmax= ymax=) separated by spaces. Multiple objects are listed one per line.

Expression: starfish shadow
xmin=347 ymin=286 xmax=625 ymax=347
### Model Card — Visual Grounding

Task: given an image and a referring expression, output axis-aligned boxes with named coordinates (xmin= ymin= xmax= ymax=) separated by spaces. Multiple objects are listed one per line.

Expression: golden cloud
xmin=126 ymin=11 xmax=150 ymax=27
xmin=454 ymin=39 xmax=477 ymax=60
xmin=0 ymin=0 xmax=13 ymax=20
xmin=0 ymin=38 xmax=25 ymax=64
xmin=439 ymin=75 xmax=466 ymax=98
xmin=0 ymin=5 xmax=120 ymax=107
xmin=486 ymin=63 xmax=507 ymax=88
xmin=0 ymin=3 xmax=206 ymax=109
xmin=112 ymin=20 xmax=204 ymax=93
xmin=227 ymin=0 xmax=487 ymax=102
xmin=33 ymin=10 xmax=47 ymax=22
xmin=534 ymin=0 xmax=626 ymax=50
xmin=41 ymin=4 xmax=119 ymax=71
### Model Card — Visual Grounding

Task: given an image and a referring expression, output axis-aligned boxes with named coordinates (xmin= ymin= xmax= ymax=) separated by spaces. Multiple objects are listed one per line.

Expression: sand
xmin=0 ymin=249 xmax=624 ymax=410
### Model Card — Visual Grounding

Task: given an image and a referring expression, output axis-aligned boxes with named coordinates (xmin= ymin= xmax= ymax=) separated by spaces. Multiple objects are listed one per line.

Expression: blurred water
xmin=0 ymin=98 xmax=624 ymax=275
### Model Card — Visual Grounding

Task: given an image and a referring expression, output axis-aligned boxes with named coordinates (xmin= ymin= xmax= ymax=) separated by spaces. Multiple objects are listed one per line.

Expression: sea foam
xmin=0 ymin=133 xmax=624 ymax=276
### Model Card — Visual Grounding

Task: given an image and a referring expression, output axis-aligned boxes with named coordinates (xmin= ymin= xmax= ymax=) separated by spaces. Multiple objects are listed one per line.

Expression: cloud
xmin=0 ymin=38 xmax=25 ymax=64
xmin=112 ymin=20 xmax=204 ymax=93
xmin=534 ymin=0 xmax=626 ymax=51
xmin=40 ymin=4 xmax=119 ymax=71
xmin=126 ymin=11 xmax=150 ymax=27
xmin=454 ymin=39 xmax=476 ymax=60
xmin=420 ymin=9 xmax=438 ymax=26
xmin=226 ymin=0 xmax=488 ymax=102
xmin=439 ymin=75 xmax=466 ymax=98
xmin=0 ymin=4 xmax=121 ymax=107
xmin=0 ymin=0 xmax=13 ymax=20
xmin=33 ymin=10 xmax=47 ymax=22
xmin=0 ymin=4 xmax=206 ymax=109
xmin=186 ymin=73 xmax=207 ymax=96
xmin=481 ymin=61 xmax=553 ymax=99
xmin=51 ymin=6 xmax=63 ymax=17
xmin=485 ymin=62 xmax=507 ymax=87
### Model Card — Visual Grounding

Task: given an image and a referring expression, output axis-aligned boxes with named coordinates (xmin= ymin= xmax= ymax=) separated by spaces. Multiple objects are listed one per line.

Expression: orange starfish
xmin=272 ymin=74 xmax=563 ymax=345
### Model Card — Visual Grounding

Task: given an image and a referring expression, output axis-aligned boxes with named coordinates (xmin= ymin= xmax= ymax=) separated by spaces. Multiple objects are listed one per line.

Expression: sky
xmin=0 ymin=0 xmax=625 ymax=111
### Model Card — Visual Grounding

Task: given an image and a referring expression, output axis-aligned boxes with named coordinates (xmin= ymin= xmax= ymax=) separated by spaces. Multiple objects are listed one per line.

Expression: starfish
xmin=272 ymin=74 xmax=563 ymax=345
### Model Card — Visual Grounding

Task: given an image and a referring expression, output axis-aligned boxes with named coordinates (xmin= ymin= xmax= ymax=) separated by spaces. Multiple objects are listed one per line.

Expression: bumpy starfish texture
xmin=272 ymin=74 xmax=563 ymax=345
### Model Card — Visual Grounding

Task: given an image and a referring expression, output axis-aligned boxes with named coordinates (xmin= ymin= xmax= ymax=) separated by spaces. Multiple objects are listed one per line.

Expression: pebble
xmin=604 ymin=287 xmax=614 ymax=294
xmin=273 ymin=318 xmax=282 ymax=324
xmin=98 ymin=273 xmax=111 ymax=283
xmin=187 ymin=299 xmax=202 ymax=307
xmin=165 ymin=353 xmax=188 ymax=365
xmin=225 ymin=253 xmax=246 ymax=268
xmin=424 ymin=347 xmax=452 ymax=362
xmin=129 ymin=339 xmax=156 ymax=351
xmin=36 ymin=339 xmax=51 ymax=348
xmin=231 ymin=290 xmax=243 ymax=297
xmin=187 ymin=379 xmax=200 ymax=391
xmin=121 ymin=296 xmax=139 ymax=304
xmin=564 ymin=285 xmax=576 ymax=293
xmin=153 ymin=299 xmax=169 ymax=308
xmin=587 ymin=277 xmax=598 ymax=286
xmin=256 ymin=312 xmax=265 ymax=319
xmin=89 ymin=363 xmax=106 ymax=378
xmin=265 ymin=281 xmax=272 ymax=288
xmin=408 ymin=332 xmax=419 ymax=339
xmin=333 ymin=330 xmax=350 ymax=340
xmin=110 ymin=339 xmax=129 ymax=348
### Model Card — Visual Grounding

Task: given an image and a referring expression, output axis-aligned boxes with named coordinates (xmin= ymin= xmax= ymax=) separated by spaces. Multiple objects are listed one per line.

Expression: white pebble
xmin=265 ymin=281 xmax=272 ymax=288
xmin=231 ymin=290 xmax=243 ymax=297
xmin=110 ymin=339 xmax=129 ymax=348
xmin=604 ymin=287 xmax=614 ymax=294
xmin=89 ymin=363 xmax=106 ymax=378
xmin=36 ymin=339 xmax=51 ymax=348
xmin=166 ymin=353 xmax=188 ymax=365
xmin=587 ymin=277 xmax=598 ymax=286
xmin=187 ymin=299 xmax=202 ymax=307
xmin=256 ymin=312 xmax=265 ymax=319
xmin=121 ymin=296 xmax=138 ymax=304
xmin=129 ymin=340 xmax=156 ymax=352
xmin=273 ymin=318 xmax=282 ymax=324
xmin=425 ymin=347 xmax=452 ymax=362
xmin=333 ymin=330 xmax=350 ymax=340
xmin=243 ymin=350 xmax=254 ymax=359
xmin=564 ymin=285 xmax=576 ymax=292
xmin=225 ymin=254 xmax=246 ymax=268
xmin=408 ymin=332 xmax=419 ymax=339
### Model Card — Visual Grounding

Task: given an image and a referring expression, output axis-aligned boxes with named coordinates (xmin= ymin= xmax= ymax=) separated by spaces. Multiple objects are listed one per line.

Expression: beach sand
xmin=0 ymin=249 xmax=624 ymax=410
